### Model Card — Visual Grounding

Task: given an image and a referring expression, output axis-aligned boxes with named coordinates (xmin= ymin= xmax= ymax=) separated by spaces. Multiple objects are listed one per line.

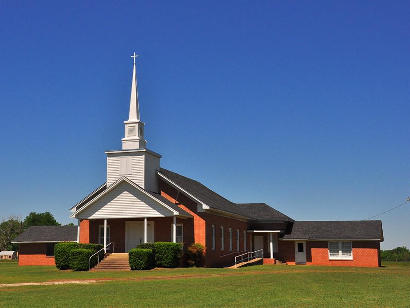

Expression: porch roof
xmin=12 ymin=226 xmax=77 ymax=243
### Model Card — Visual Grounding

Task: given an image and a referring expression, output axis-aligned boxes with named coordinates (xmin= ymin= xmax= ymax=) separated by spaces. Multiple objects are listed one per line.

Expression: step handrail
xmin=234 ymin=249 xmax=263 ymax=267
xmin=89 ymin=242 xmax=114 ymax=270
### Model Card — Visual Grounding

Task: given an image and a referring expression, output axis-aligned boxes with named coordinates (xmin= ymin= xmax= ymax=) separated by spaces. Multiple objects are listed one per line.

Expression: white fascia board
xmin=105 ymin=148 xmax=161 ymax=158
xmin=69 ymin=183 xmax=106 ymax=210
xmin=158 ymin=172 xmax=210 ymax=210
xmin=72 ymin=177 xmax=178 ymax=218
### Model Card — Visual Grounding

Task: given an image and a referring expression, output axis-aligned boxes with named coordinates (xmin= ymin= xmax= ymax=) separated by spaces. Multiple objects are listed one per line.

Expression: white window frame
xmin=211 ymin=225 xmax=215 ymax=250
xmin=221 ymin=226 xmax=224 ymax=251
xmin=236 ymin=229 xmax=240 ymax=252
xmin=176 ymin=224 xmax=183 ymax=243
xmin=243 ymin=230 xmax=247 ymax=251
xmin=98 ymin=224 xmax=110 ymax=245
xmin=328 ymin=241 xmax=353 ymax=260
xmin=229 ymin=228 xmax=232 ymax=251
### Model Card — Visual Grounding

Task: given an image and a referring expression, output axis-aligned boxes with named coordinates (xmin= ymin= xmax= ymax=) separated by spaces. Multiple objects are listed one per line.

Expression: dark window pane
xmin=46 ymin=243 xmax=55 ymax=256
xmin=297 ymin=243 xmax=304 ymax=252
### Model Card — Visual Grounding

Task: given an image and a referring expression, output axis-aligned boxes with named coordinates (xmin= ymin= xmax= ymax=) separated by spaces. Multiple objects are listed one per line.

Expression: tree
xmin=23 ymin=212 xmax=60 ymax=228
xmin=0 ymin=218 xmax=24 ymax=251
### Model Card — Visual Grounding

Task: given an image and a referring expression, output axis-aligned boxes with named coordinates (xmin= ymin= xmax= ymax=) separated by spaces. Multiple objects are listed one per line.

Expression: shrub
xmin=184 ymin=243 xmax=205 ymax=267
xmin=154 ymin=242 xmax=182 ymax=268
xmin=136 ymin=243 xmax=155 ymax=251
xmin=54 ymin=242 xmax=79 ymax=270
xmin=129 ymin=248 xmax=155 ymax=270
xmin=70 ymin=248 xmax=94 ymax=271
xmin=381 ymin=246 xmax=410 ymax=262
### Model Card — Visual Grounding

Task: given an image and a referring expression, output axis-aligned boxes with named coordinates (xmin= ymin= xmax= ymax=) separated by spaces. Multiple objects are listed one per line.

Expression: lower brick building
xmin=13 ymin=56 xmax=383 ymax=268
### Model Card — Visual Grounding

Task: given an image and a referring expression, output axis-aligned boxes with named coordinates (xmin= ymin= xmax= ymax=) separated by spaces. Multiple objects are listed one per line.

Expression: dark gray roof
xmin=282 ymin=220 xmax=383 ymax=240
xmin=12 ymin=226 xmax=78 ymax=243
xmin=237 ymin=203 xmax=293 ymax=222
xmin=159 ymin=168 xmax=291 ymax=222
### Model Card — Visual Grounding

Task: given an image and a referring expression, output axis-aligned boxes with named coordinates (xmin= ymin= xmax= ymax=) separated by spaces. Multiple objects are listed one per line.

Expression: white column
xmin=269 ymin=233 xmax=273 ymax=259
xmin=104 ymin=219 xmax=107 ymax=252
xmin=144 ymin=217 xmax=147 ymax=243
xmin=172 ymin=216 xmax=176 ymax=243
xmin=77 ymin=220 xmax=80 ymax=243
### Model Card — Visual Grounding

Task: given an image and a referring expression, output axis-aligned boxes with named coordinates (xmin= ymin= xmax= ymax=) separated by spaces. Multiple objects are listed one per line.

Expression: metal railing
xmin=89 ymin=242 xmax=114 ymax=270
xmin=234 ymin=249 xmax=263 ymax=268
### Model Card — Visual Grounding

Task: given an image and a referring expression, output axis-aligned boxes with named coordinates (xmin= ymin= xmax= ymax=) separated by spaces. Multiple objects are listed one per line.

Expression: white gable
xmin=76 ymin=181 xmax=173 ymax=219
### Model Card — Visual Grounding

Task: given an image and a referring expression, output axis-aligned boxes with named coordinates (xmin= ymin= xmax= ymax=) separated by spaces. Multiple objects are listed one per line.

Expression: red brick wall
xmin=18 ymin=243 xmax=55 ymax=266
xmin=79 ymin=219 xmax=90 ymax=243
xmin=277 ymin=240 xmax=380 ymax=267
xmin=308 ymin=241 xmax=380 ymax=267
xmin=160 ymin=182 xmax=249 ymax=267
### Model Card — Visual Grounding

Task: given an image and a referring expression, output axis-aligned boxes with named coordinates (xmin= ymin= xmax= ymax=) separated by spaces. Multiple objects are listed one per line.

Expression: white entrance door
xmin=254 ymin=235 xmax=264 ymax=251
xmin=295 ymin=241 xmax=306 ymax=264
xmin=125 ymin=221 xmax=154 ymax=251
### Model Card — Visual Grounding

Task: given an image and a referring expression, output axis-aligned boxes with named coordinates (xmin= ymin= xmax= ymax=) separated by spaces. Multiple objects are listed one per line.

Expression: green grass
xmin=0 ymin=262 xmax=409 ymax=307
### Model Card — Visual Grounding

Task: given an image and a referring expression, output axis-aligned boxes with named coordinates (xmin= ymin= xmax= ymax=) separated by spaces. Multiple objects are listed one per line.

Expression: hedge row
xmin=131 ymin=242 xmax=183 ymax=269
xmin=129 ymin=249 xmax=154 ymax=270
xmin=55 ymin=242 xmax=103 ymax=270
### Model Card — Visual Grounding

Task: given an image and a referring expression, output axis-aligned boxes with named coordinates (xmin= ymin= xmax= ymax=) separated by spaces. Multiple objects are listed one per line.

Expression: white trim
xmin=77 ymin=220 xmax=80 ymax=243
xmin=176 ymin=223 xmax=183 ymax=243
xmin=328 ymin=241 xmax=353 ymax=260
xmin=144 ymin=218 xmax=147 ymax=244
xmin=98 ymin=224 xmax=110 ymax=246
xmin=72 ymin=176 xmax=179 ymax=218
xmin=172 ymin=216 xmax=177 ymax=243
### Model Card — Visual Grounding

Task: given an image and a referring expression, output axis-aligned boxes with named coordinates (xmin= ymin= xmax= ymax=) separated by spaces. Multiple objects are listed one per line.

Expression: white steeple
xmin=122 ymin=52 xmax=146 ymax=150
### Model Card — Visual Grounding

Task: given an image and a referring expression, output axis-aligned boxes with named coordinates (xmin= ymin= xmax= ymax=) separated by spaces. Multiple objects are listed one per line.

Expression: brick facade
xmin=277 ymin=240 xmax=380 ymax=267
xmin=18 ymin=243 xmax=55 ymax=266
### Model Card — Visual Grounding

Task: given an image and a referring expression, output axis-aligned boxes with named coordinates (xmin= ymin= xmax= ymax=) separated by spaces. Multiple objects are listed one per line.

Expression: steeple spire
xmin=128 ymin=52 xmax=140 ymax=122
xmin=122 ymin=52 xmax=146 ymax=150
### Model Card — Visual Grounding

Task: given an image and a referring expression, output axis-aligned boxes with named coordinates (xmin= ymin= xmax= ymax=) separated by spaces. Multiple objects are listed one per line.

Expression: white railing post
xmin=269 ymin=233 xmax=273 ymax=259
xmin=144 ymin=218 xmax=147 ymax=243
xmin=104 ymin=219 xmax=107 ymax=253
xmin=172 ymin=216 xmax=176 ymax=243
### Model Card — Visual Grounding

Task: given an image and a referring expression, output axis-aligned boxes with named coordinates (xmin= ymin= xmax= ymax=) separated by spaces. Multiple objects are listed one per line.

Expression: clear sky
xmin=0 ymin=1 xmax=409 ymax=249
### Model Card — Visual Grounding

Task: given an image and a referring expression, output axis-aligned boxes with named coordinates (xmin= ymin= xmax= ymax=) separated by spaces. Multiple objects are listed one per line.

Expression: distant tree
xmin=64 ymin=223 xmax=75 ymax=227
xmin=381 ymin=246 xmax=410 ymax=262
xmin=23 ymin=212 xmax=60 ymax=228
xmin=0 ymin=217 xmax=24 ymax=251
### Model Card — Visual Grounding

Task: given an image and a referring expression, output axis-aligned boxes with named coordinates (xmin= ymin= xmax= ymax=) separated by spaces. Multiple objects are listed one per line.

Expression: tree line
xmin=0 ymin=212 xmax=73 ymax=251
xmin=380 ymin=247 xmax=410 ymax=262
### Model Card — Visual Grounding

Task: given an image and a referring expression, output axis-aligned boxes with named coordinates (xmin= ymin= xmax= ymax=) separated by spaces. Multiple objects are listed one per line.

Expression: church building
xmin=14 ymin=54 xmax=383 ymax=268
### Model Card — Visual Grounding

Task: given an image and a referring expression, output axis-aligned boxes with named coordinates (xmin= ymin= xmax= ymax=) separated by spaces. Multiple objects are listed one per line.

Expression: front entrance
xmin=254 ymin=235 xmax=264 ymax=251
xmin=295 ymin=241 xmax=306 ymax=264
xmin=125 ymin=221 xmax=154 ymax=251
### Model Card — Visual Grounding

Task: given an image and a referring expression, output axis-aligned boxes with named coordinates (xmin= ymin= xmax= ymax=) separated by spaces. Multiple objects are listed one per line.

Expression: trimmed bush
xmin=136 ymin=243 xmax=155 ymax=251
xmin=55 ymin=242 xmax=104 ymax=270
xmin=129 ymin=248 xmax=155 ymax=270
xmin=154 ymin=242 xmax=182 ymax=268
xmin=70 ymin=248 xmax=94 ymax=271
xmin=184 ymin=243 xmax=205 ymax=267
xmin=54 ymin=242 xmax=79 ymax=270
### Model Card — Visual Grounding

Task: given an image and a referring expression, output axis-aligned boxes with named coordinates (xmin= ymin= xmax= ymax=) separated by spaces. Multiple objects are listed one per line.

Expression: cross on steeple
xmin=131 ymin=52 xmax=139 ymax=64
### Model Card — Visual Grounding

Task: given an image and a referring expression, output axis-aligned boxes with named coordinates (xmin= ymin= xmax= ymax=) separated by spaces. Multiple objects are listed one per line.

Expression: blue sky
xmin=0 ymin=1 xmax=409 ymax=249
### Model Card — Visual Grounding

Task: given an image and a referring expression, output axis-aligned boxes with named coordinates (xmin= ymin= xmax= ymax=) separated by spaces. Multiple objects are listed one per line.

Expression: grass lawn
xmin=0 ymin=261 xmax=409 ymax=307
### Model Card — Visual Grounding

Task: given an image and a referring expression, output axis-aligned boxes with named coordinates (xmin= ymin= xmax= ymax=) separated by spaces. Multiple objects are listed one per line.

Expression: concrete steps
xmin=92 ymin=253 xmax=130 ymax=271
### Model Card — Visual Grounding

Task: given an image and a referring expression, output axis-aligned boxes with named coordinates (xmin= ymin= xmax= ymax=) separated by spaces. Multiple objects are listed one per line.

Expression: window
xmin=328 ymin=241 xmax=353 ymax=260
xmin=211 ymin=225 xmax=215 ymax=250
xmin=46 ymin=243 xmax=55 ymax=256
xmin=243 ymin=230 xmax=247 ymax=251
xmin=176 ymin=224 xmax=183 ymax=243
xmin=236 ymin=229 xmax=240 ymax=252
xmin=297 ymin=242 xmax=304 ymax=253
xmin=229 ymin=228 xmax=232 ymax=251
xmin=220 ymin=226 xmax=224 ymax=251
xmin=98 ymin=225 xmax=111 ymax=245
